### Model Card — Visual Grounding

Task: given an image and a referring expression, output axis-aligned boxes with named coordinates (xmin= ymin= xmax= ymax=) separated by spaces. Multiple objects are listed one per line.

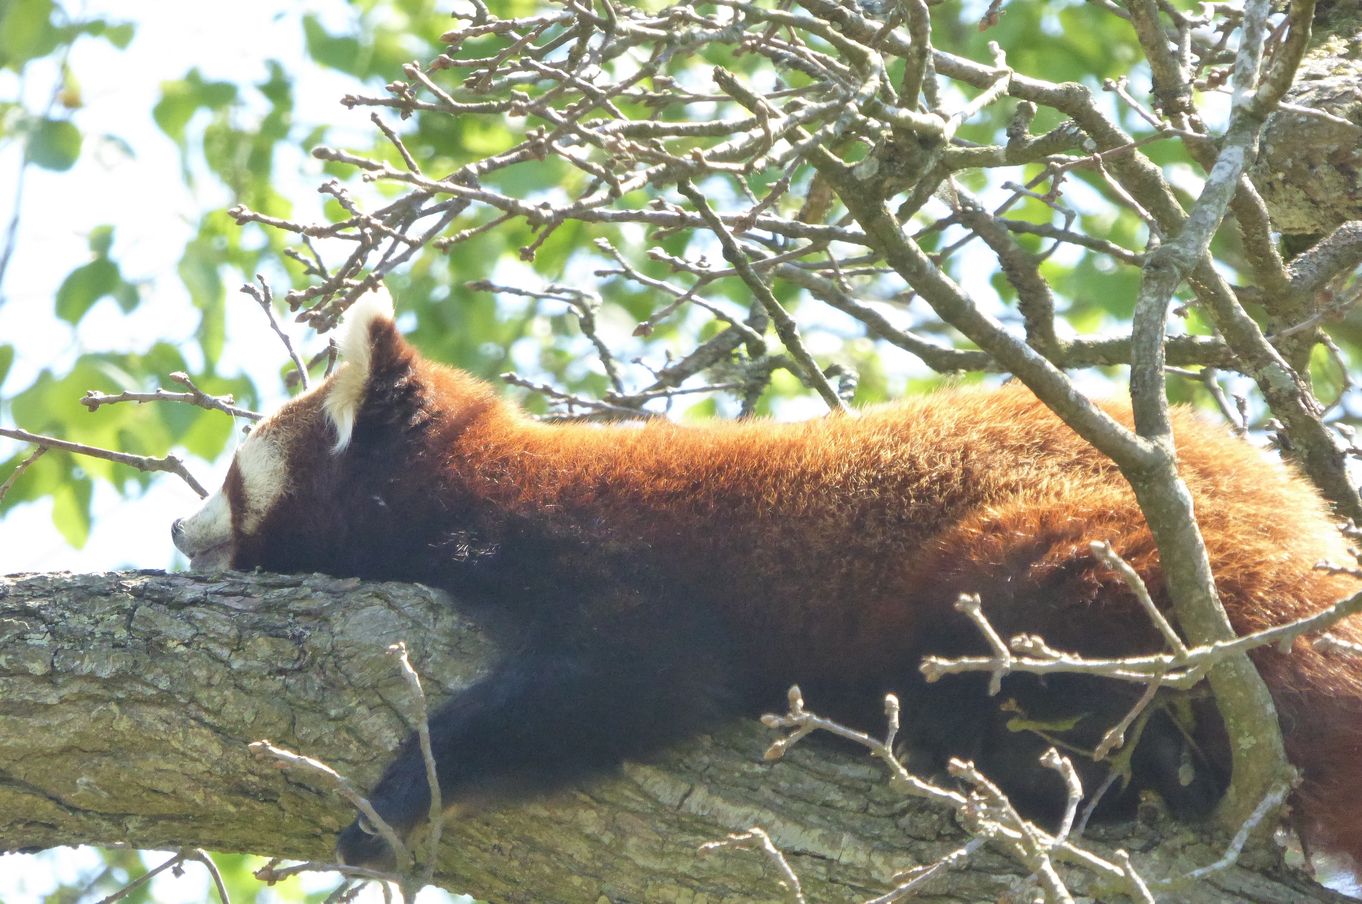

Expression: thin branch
xmin=698 ymin=829 xmax=806 ymax=904
xmin=388 ymin=642 xmax=443 ymax=889
xmin=1090 ymin=541 xmax=1188 ymax=657
xmin=763 ymin=688 xmax=1158 ymax=901
xmin=0 ymin=444 xmax=46 ymax=504
xmin=921 ymin=584 xmax=1362 ymax=694
xmin=94 ymin=851 xmax=194 ymax=904
xmin=1040 ymin=748 xmax=1084 ymax=846
xmin=248 ymin=740 xmax=412 ymax=872
xmin=1150 ymin=781 xmax=1293 ymax=889
xmin=243 ymin=278 xmax=311 ymax=391
xmin=185 ymin=850 xmax=232 ymax=904
xmin=81 ymin=372 xmax=262 ymax=421
xmin=866 ymin=839 xmax=985 ymax=904
xmin=1094 ymin=677 xmax=1163 ymax=761
xmin=0 ymin=426 xmax=208 ymax=498
xmin=675 ymin=179 xmax=847 ymax=413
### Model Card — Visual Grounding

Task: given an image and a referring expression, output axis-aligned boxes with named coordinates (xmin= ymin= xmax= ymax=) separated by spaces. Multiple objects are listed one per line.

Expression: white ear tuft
xmin=324 ymin=285 xmax=397 ymax=452
xmin=338 ymin=285 xmax=396 ymax=364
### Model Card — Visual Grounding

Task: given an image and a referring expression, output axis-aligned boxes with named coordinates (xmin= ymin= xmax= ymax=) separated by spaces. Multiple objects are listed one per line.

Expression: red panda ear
xmin=323 ymin=286 xmax=407 ymax=451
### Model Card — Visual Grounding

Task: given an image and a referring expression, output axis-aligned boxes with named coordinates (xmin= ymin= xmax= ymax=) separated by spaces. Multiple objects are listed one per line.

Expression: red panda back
xmin=451 ymin=380 xmax=1362 ymax=862
xmin=463 ymin=384 xmax=1353 ymax=663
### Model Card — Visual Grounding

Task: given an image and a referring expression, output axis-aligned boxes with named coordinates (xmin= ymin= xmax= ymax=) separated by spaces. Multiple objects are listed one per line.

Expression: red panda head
xmin=171 ymin=287 xmax=494 ymax=578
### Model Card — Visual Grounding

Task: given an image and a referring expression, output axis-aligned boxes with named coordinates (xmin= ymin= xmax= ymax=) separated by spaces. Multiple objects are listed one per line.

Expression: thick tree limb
xmin=0 ymin=571 xmax=1350 ymax=903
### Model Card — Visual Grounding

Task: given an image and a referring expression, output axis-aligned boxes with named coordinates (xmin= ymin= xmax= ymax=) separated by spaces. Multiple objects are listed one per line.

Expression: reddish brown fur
xmin=225 ymin=321 xmax=1362 ymax=868
xmin=427 ymin=369 xmax=1362 ymax=861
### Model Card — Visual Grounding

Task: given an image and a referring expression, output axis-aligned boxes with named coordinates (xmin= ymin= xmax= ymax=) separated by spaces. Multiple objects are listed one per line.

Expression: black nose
xmin=171 ymin=519 xmax=184 ymax=540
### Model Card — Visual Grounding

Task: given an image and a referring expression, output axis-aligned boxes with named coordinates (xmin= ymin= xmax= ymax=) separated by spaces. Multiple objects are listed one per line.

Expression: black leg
xmin=337 ymin=607 xmax=741 ymax=868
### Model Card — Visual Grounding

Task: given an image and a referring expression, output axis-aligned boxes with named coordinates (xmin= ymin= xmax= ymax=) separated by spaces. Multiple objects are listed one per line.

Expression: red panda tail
xmin=1259 ymin=577 xmax=1362 ymax=871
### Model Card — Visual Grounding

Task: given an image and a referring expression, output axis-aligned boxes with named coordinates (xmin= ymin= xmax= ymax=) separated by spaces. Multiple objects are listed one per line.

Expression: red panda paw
xmin=336 ymin=813 xmax=403 ymax=873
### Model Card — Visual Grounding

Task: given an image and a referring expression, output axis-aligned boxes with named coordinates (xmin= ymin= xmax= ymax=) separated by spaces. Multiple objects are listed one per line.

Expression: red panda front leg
xmin=336 ymin=603 xmax=745 ymax=870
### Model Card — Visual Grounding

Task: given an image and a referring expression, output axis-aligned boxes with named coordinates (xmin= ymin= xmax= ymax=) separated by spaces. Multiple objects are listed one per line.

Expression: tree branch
xmin=0 ymin=571 xmax=1350 ymax=903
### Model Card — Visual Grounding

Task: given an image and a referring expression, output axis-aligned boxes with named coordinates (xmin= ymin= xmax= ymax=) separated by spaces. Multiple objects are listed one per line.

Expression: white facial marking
xmin=175 ymin=488 xmax=233 ymax=569
xmin=174 ymin=413 xmax=289 ymax=570
xmin=233 ymin=429 xmax=289 ymax=533
xmin=324 ymin=285 xmax=395 ymax=452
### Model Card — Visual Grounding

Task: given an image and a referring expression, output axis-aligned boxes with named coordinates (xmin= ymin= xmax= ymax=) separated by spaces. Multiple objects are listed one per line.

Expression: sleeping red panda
xmin=173 ymin=287 xmax=1362 ymax=872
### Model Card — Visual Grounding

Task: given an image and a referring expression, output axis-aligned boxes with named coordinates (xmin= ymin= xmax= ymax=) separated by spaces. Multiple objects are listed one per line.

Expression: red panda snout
xmin=177 ymin=421 xmax=294 ymax=570
xmin=173 ymin=484 xmax=235 ymax=569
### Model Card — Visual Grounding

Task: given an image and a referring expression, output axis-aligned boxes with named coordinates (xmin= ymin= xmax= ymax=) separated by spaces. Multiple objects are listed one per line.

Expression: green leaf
xmin=0 ymin=344 xmax=13 ymax=388
xmin=103 ymin=22 xmax=134 ymax=49
xmin=0 ymin=0 xmax=56 ymax=70
xmin=152 ymin=84 xmax=197 ymax=144
xmin=55 ymin=257 xmax=121 ymax=324
xmin=303 ymin=15 xmax=364 ymax=75
xmin=51 ymin=475 xmax=93 ymax=548
xmin=88 ymin=224 xmax=114 ymax=256
xmin=26 ymin=118 xmax=82 ymax=170
xmin=178 ymin=236 xmax=227 ymax=363
xmin=199 ymin=297 xmax=227 ymax=364
xmin=11 ymin=361 xmax=117 ymax=433
xmin=114 ymin=281 xmax=140 ymax=312
xmin=258 ymin=59 xmax=293 ymax=108
xmin=154 ymin=70 xmax=237 ymax=144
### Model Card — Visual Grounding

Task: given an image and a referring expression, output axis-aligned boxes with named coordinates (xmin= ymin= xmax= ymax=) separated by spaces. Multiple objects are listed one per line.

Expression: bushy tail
xmin=1261 ymin=577 xmax=1362 ymax=870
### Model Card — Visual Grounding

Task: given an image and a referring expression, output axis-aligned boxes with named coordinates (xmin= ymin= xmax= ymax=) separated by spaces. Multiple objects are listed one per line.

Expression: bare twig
xmin=185 ymin=850 xmax=232 ymax=904
xmin=1090 ymin=541 xmax=1188 ymax=657
xmin=1151 ymin=781 xmax=1293 ymax=889
xmin=80 ymin=372 xmax=262 ymax=421
xmin=867 ymin=838 xmax=985 ymax=903
xmin=254 ymin=858 xmax=401 ymax=885
xmin=1040 ymin=748 xmax=1084 ymax=846
xmin=0 ymin=444 xmax=46 ymax=505
xmin=699 ymin=828 xmax=806 ymax=904
xmin=243 ymin=278 xmax=311 ymax=391
xmin=95 ymin=849 xmax=231 ymax=904
xmin=94 ymin=851 xmax=192 ymax=904
xmin=249 ymin=740 xmax=413 ymax=872
xmin=675 ymin=179 xmax=847 ymax=413
xmin=921 ymin=584 xmax=1362 ymax=695
xmin=0 ymin=426 xmax=208 ymax=498
xmin=762 ymin=689 xmax=1157 ymax=903
xmin=387 ymin=642 xmax=443 ymax=888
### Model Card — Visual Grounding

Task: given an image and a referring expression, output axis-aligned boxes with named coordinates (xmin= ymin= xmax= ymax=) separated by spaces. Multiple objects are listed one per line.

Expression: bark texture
xmin=0 ymin=571 xmax=1353 ymax=903
xmin=1253 ymin=8 xmax=1362 ymax=235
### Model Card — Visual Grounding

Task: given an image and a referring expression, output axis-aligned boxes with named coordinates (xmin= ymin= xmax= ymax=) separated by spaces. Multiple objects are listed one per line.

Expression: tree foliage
xmin=4 ymin=0 xmax=1362 ymax=900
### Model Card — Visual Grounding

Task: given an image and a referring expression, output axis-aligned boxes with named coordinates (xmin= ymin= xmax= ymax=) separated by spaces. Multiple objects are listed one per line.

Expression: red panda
xmin=173 ymin=287 xmax=1362 ymax=872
